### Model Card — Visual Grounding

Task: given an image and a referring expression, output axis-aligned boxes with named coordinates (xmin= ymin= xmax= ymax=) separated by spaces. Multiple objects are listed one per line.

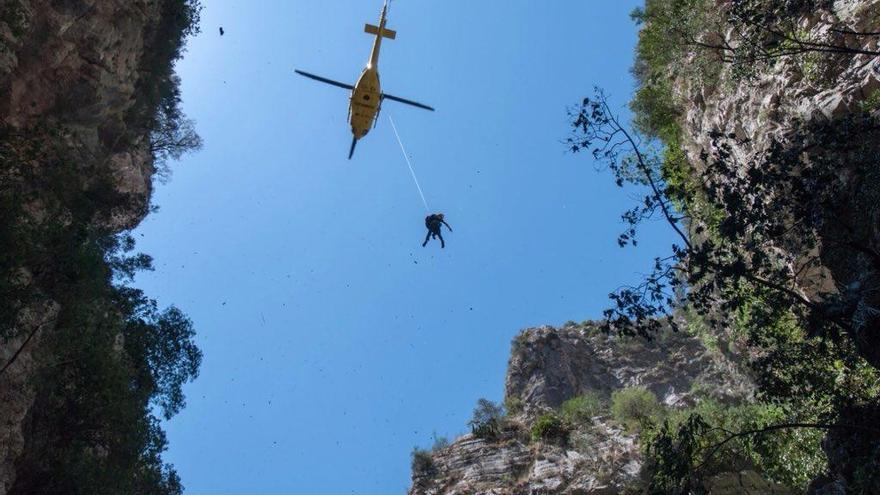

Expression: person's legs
xmin=423 ymin=231 xmax=432 ymax=247
xmin=437 ymin=231 xmax=445 ymax=248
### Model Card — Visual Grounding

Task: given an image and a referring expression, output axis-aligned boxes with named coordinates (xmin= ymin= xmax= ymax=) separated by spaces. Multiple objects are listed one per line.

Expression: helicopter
xmin=295 ymin=0 xmax=434 ymax=159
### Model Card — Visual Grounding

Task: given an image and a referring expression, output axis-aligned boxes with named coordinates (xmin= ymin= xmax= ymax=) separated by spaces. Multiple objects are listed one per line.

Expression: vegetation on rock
xmin=468 ymin=398 xmax=507 ymax=441
xmin=410 ymin=447 xmax=437 ymax=478
xmin=530 ymin=412 xmax=570 ymax=443
xmin=560 ymin=392 xmax=606 ymax=424
xmin=611 ymin=387 xmax=663 ymax=433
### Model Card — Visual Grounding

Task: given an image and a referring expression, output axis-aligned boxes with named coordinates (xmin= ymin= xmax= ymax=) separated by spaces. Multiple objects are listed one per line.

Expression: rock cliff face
xmin=412 ymin=419 xmax=641 ymax=495
xmin=408 ymin=325 xmax=763 ymax=495
xmin=676 ymin=0 xmax=880 ymax=366
xmin=0 ymin=1 xmax=186 ymax=492
xmin=678 ymin=0 xmax=880 ymax=159
xmin=1 ymin=0 xmax=163 ymax=224
xmin=506 ymin=325 xmax=751 ymax=412
xmin=669 ymin=2 xmax=880 ymax=489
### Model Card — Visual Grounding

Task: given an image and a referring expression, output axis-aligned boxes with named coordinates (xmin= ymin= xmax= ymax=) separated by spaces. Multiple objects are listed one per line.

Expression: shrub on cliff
xmin=15 ymin=284 xmax=201 ymax=495
xmin=861 ymin=89 xmax=880 ymax=114
xmin=469 ymin=398 xmax=506 ymax=441
xmin=411 ymin=447 xmax=437 ymax=478
xmin=530 ymin=412 xmax=570 ymax=444
xmin=504 ymin=395 xmax=524 ymax=415
xmin=561 ymin=392 xmax=606 ymax=424
xmin=0 ymin=196 xmax=201 ymax=495
xmin=135 ymin=0 xmax=202 ymax=125
xmin=611 ymin=387 xmax=663 ymax=431
xmin=630 ymin=0 xmax=718 ymax=142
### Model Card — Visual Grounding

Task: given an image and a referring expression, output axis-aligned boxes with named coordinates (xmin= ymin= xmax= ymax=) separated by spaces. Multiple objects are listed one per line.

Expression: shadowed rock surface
xmin=668 ymin=1 xmax=880 ymax=490
xmin=676 ymin=0 xmax=880 ymax=368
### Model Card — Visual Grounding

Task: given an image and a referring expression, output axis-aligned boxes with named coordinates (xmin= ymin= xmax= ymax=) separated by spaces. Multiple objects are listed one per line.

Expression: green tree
xmin=468 ymin=398 xmax=506 ymax=441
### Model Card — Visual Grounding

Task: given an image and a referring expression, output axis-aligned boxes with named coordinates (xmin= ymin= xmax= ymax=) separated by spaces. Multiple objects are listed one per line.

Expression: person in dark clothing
xmin=422 ymin=213 xmax=452 ymax=248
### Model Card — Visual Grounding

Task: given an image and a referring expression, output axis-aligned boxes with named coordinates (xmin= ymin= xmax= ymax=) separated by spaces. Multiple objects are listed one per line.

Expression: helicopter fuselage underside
xmin=349 ymin=67 xmax=381 ymax=140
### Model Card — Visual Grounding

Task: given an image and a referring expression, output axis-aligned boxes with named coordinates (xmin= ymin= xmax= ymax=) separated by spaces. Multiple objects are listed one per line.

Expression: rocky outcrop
xmin=507 ymin=325 xmax=752 ymax=413
xmin=412 ymin=422 xmax=640 ymax=495
xmin=409 ymin=324 xmax=754 ymax=495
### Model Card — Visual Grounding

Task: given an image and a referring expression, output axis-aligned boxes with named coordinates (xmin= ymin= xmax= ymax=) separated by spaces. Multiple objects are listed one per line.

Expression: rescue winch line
xmin=388 ymin=114 xmax=429 ymax=211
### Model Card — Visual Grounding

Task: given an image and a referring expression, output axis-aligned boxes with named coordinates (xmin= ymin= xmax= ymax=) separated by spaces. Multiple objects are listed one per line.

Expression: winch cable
xmin=388 ymin=114 xmax=430 ymax=212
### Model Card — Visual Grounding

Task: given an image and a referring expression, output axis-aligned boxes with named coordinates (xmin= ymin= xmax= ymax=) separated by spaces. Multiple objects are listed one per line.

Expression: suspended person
xmin=422 ymin=213 xmax=452 ymax=248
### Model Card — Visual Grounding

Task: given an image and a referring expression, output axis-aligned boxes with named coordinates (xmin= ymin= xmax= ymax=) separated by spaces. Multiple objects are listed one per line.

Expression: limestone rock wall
xmin=411 ymin=422 xmax=641 ymax=495
xmin=675 ymin=0 xmax=880 ymax=365
xmin=0 ymin=1 xmax=168 ymax=492
xmin=0 ymin=0 xmax=161 ymax=227
xmin=506 ymin=325 xmax=752 ymax=413
xmin=678 ymin=0 xmax=880 ymax=161
xmin=670 ymin=1 xmax=880 ymax=490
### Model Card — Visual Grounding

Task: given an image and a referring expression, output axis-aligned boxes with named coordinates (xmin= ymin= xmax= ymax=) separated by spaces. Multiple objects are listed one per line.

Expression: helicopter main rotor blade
xmin=295 ymin=70 xmax=355 ymax=90
xmin=382 ymin=93 xmax=435 ymax=112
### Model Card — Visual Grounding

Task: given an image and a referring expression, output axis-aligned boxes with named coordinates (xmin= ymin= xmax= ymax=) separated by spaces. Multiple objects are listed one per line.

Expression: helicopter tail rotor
xmin=348 ymin=137 xmax=358 ymax=160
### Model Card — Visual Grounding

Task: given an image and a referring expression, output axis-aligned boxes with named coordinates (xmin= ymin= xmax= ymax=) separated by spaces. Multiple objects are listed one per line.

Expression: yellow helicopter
xmin=295 ymin=0 xmax=434 ymax=159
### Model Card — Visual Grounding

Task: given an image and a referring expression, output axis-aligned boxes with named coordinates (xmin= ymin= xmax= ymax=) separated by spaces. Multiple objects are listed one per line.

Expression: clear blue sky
xmin=132 ymin=1 xmax=673 ymax=493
